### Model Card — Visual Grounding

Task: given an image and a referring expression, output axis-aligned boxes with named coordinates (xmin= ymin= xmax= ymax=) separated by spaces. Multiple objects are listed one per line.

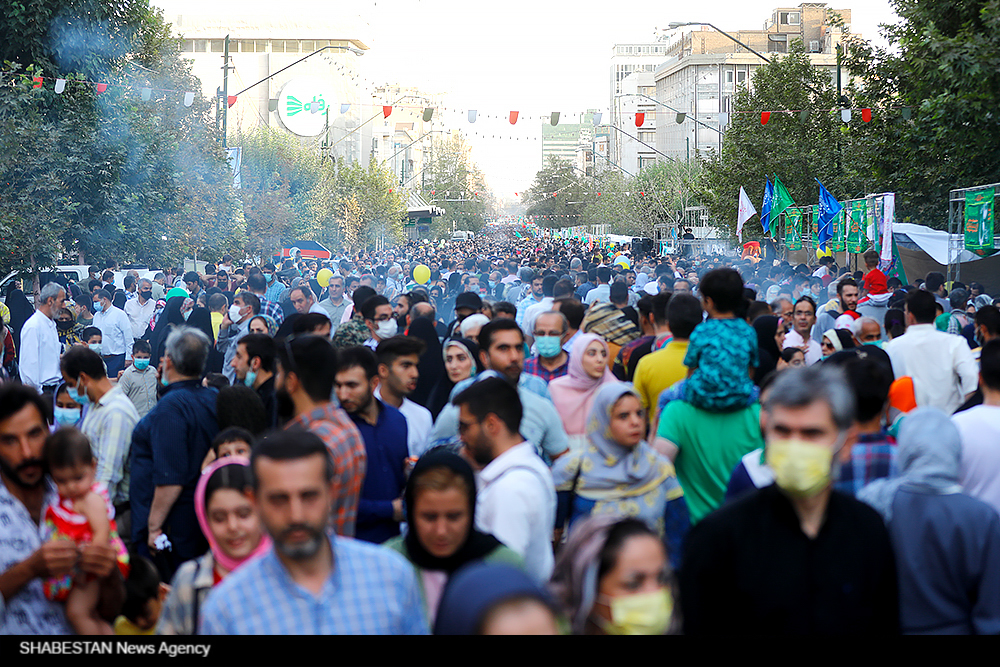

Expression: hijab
xmin=548 ymin=333 xmax=617 ymax=435
xmin=6 ymin=287 xmax=34 ymax=357
xmin=753 ymin=315 xmax=781 ymax=381
xmin=634 ymin=273 xmax=650 ymax=292
xmin=186 ymin=307 xmax=215 ymax=345
xmin=433 ymin=562 xmax=557 ymax=635
xmin=250 ymin=315 xmax=279 ymax=337
xmin=194 ymin=457 xmax=271 ymax=573
xmin=403 ymin=449 xmax=503 ymax=575
xmin=549 ymin=514 xmax=622 ymax=635
xmin=552 ymin=383 xmax=677 ymax=507
xmin=151 ymin=295 xmax=186 ymax=365
xmin=858 ymin=407 xmax=963 ymax=522
xmin=407 ymin=317 xmax=447 ymax=417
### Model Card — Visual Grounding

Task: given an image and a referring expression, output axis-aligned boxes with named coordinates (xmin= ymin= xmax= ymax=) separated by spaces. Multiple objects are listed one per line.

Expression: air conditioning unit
xmin=809 ymin=40 xmax=821 ymax=53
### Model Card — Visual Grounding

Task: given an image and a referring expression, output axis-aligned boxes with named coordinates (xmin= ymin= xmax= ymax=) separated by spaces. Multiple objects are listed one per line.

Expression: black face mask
xmin=56 ymin=319 xmax=74 ymax=332
xmin=139 ymin=290 xmax=153 ymax=301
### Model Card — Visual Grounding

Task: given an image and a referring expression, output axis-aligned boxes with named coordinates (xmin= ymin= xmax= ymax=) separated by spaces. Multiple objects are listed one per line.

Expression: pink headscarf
xmin=194 ymin=457 xmax=271 ymax=574
xmin=548 ymin=333 xmax=617 ymax=435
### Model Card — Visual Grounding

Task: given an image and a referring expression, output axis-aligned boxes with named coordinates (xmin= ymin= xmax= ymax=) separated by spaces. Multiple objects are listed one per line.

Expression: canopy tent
xmin=275 ymin=240 xmax=331 ymax=260
xmin=892 ymin=223 xmax=1000 ymax=293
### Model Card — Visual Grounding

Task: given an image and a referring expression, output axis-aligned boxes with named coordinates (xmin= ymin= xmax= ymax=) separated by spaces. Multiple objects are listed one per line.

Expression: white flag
xmin=737 ymin=186 xmax=757 ymax=242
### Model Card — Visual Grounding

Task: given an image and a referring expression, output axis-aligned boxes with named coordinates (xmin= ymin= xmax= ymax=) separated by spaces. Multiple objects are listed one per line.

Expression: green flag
xmin=847 ymin=200 xmax=867 ymax=253
xmin=785 ymin=207 xmax=803 ymax=250
xmin=965 ymin=187 xmax=995 ymax=256
xmin=811 ymin=205 xmax=820 ymax=250
xmin=886 ymin=235 xmax=907 ymax=284
xmin=832 ymin=208 xmax=846 ymax=252
xmin=770 ymin=176 xmax=795 ymax=231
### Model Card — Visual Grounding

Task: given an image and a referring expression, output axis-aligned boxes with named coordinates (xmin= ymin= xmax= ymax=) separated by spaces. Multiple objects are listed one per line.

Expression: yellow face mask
xmin=766 ymin=439 xmax=835 ymax=498
xmin=598 ymin=588 xmax=673 ymax=635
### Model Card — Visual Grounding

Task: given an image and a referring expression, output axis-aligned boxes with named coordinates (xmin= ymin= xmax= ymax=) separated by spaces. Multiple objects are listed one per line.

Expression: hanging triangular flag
xmin=550 ymin=112 xmax=560 ymax=126
xmin=798 ymin=109 xmax=810 ymax=123
xmin=509 ymin=111 xmax=518 ymax=125
xmin=675 ymin=113 xmax=685 ymax=124
xmin=268 ymin=99 xmax=278 ymax=112
xmin=383 ymin=105 xmax=392 ymax=118
xmin=340 ymin=103 xmax=350 ymax=114
xmin=183 ymin=92 xmax=194 ymax=107
xmin=901 ymin=107 xmax=912 ymax=120
xmin=140 ymin=87 xmax=151 ymax=101
xmin=32 ymin=77 xmax=43 ymax=89
xmin=468 ymin=109 xmax=477 ymax=123
xmin=227 ymin=95 xmax=237 ymax=108
xmin=54 ymin=79 xmax=66 ymax=94
xmin=861 ymin=108 xmax=872 ymax=123
xmin=593 ymin=112 xmax=602 ymax=125
xmin=635 ymin=112 xmax=645 ymax=127
xmin=760 ymin=111 xmax=771 ymax=125
xmin=423 ymin=107 xmax=434 ymax=122
xmin=841 ymin=108 xmax=852 ymax=123
xmin=96 ymin=83 xmax=108 ymax=95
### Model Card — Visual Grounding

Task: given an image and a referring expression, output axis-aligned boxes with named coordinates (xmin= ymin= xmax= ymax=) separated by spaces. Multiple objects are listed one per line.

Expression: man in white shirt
xmin=584 ymin=266 xmax=613 ymax=305
xmin=783 ymin=296 xmax=823 ymax=365
xmin=885 ymin=290 xmax=978 ymax=414
xmin=92 ymin=289 xmax=134 ymax=379
xmin=953 ymin=340 xmax=1000 ymax=515
xmin=374 ymin=336 xmax=433 ymax=458
xmin=289 ymin=284 xmax=328 ymax=317
xmin=124 ymin=278 xmax=155 ymax=339
xmin=18 ymin=282 xmax=65 ymax=393
xmin=453 ymin=376 xmax=556 ymax=583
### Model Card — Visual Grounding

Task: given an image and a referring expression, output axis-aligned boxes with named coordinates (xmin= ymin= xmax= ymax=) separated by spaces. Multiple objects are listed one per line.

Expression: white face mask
xmin=376 ymin=319 xmax=398 ymax=339
xmin=229 ymin=304 xmax=244 ymax=322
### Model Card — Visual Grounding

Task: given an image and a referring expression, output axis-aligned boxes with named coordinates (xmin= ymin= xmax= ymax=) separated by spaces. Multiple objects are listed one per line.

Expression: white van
xmin=451 ymin=231 xmax=474 ymax=242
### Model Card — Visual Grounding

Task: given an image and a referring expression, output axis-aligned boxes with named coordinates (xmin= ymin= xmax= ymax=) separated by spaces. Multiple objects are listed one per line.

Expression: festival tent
xmin=892 ymin=223 xmax=1000 ymax=293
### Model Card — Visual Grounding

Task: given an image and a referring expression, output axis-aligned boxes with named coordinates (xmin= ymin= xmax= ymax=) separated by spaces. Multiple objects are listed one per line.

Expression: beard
xmin=273 ymin=523 xmax=326 ymax=560
xmin=0 ymin=454 xmax=45 ymax=489
xmin=275 ymin=386 xmax=295 ymax=421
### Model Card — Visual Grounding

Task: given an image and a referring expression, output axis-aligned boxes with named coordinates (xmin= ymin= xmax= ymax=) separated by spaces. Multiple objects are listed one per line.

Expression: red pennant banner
xmin=96 ymin=83 xmax=108 ymax=94
xmin=32 ymin=77 xmax=43 ymax=88
xmin=383 ymin=105 xmax=392 ymax=118
xmin=509 ymin=111 xmax=519 ymax=125
xmin=228 ymin=95 xmax=237 ymax=108
xmin=760 ymin=111 xmax=771 ymax=125
xmin=635 ymin=112 xmax=645 ymax=127
xmin=861 ymin=108 xmax=872 ymax=123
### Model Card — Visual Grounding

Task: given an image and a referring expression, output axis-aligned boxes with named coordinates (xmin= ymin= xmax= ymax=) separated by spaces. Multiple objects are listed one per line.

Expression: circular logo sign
xmin=276 ymin=77 xmax=332 ymax=137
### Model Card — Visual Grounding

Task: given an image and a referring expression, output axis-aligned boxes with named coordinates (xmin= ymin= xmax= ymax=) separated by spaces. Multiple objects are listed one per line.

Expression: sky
xmin=153 ymin=0 xmax=899 ymax=201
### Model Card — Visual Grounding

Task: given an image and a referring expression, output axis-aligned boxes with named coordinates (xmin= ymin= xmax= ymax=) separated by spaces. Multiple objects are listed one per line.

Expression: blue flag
xmin=762 ymin=178 xmax=774 ymax=234
xmin=816 ymin=179 xmax=842 ymax=252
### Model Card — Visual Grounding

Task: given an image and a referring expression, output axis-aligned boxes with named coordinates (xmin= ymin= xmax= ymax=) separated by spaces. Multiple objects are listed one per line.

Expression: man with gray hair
xmin=19 ymin=281 xmax=66 ymax=393
xmin=129 ymin=326 xmax=219 ymax=579
xmin=124 ymin=277 xmax=156 ymax=339
xmin=679 ymin=365 xmax=899 ymax=635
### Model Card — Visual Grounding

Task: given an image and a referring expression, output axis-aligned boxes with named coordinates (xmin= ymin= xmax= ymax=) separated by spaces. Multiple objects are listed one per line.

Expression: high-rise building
xmin=541 ymin=110 xmax=599 ymax=171
xmin=610 ymin=42 xmax=670 ymax=174
xmin=654 ymin=3 xmax=854 ymax=161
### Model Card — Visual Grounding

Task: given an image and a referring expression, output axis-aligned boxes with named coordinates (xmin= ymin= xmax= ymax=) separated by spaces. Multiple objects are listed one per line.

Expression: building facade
xmin=610 ymin=42 xmax=669 ymax=173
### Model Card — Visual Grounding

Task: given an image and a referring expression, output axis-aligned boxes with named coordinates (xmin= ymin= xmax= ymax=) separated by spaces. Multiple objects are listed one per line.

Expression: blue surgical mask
xmin=93 ymin=301 xmax=103 ymax=312
xmin=161 ymin=373 xmax=170 ymax=387
xmin=89 ymin=343 xmax=102 ymax=356
xmin=67 ymin=383 xmax=90 ymax=405
xmin=133 ymin=358 xmax=150 ymax=371
xmin=862 ymin=340 xmax=884 ymax=349
xmin=535 ymin=335 xmax=563 ymax=358
xmin=54 ymin=406 xmax=81 ymax=427
xmin=243 ymin=369 xmax=258 ymax=388
xmin=264 ymin=273 xmax=273 ymax=283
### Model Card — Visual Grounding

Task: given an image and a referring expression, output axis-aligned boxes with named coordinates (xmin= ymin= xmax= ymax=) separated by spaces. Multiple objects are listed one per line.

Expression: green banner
xmin=965 ymin=187 xmax=995 ymax=255
xmin=847 ymin=199 xmax=868 ymax=253
xmin=886 ymin=235 xmax=907 ymax=284
xmin=810 ymin=205 xmax=819 ymax=249
xmin=831 ymin=208 xmax=846 ymax=252
xmin=785 ymin=208 xmax=803 ymax=250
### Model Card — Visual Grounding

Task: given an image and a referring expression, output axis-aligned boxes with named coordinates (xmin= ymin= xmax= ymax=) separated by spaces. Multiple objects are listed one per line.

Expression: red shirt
xmin=863 ymin=268 xmax=888 ymax=295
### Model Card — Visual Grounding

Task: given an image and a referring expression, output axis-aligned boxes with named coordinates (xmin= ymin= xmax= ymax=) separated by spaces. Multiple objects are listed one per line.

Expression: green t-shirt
xmin=657 ymin=400 xmax=764 ymax=525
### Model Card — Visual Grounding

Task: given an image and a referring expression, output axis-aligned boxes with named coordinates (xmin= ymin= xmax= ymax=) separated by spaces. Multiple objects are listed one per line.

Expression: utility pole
xmin=221 ymin=35 xmax=232 ymax=148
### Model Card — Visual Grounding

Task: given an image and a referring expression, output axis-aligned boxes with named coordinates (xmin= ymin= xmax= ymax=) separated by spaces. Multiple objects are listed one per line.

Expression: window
xmin=780 ymin=12 xmax=800 ymax=25
xmin=194 ymin=40 xmax=208 ymax=52
xmin=725 ymin=70 xmax=734 ymax=83
xmin=768 ymin=34 xmax=788 ymax=53
xmin=210 ymin=39 xmax=224 ymax=52
xmin=181 ymin=39 xmax=194 ymax=52
xmin=301 ymin=40 xmax=314 ymax=52
xmin=255 ymin=40 xmax=267 ymax=53
xmin=272 ymin=40 xmax=285 ymax=53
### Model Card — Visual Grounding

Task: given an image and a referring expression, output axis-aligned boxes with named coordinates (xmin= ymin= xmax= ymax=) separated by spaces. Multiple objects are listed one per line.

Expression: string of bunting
xmin=2 ymin=70 xmax=209 ymax=107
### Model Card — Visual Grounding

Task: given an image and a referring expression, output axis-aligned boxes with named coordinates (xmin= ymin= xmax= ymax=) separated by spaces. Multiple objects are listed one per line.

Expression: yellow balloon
xmin=316 ymin=268 xmax=334 ymax=287
xmin=816 ymin=247 xmax=833 ymax=259
xmin=413 ymin=264 xmax=431 ymax=284
xmin=614 ymin=256 xmax=630 ymax=269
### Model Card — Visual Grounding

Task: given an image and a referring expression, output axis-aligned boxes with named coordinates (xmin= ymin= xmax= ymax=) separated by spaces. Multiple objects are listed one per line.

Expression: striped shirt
xmin=80 ymin=385 xmax=140 ymax=505
xmin=287 ymin=404 xmax=367 ymax=537
xmin=198 ymin=534 xmax=429 ymax=635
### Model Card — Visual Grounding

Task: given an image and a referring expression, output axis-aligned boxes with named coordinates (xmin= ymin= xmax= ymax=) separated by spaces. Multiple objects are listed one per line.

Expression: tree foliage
xmin=420 ymin=133 xmax=491 ymax=235
xmin=522 ymin=157 xmax=588 ymax=226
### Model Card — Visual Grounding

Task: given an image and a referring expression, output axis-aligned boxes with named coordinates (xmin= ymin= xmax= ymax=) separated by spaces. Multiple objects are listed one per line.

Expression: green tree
xmin=697 ymin=41 xmax=847 ymax=240
xmin=841 ymin=0 xmax=1000 ymax=228
xmin=522 ymin=157 xmax=587 ymax=227
xmin=331 ymin=162 xmax=406 ymax=252
xmin=420 ymin=133 xmax=489 ymax=236
xmin=585 ymin=161 xmax=701 ymax=237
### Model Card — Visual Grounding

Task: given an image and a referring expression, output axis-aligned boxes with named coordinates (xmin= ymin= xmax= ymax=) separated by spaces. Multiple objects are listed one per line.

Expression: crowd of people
xmin=2 ymin=232 xmax=1000 ymax=636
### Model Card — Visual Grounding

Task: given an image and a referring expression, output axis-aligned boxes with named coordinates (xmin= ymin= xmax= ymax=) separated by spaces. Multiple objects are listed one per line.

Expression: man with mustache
xmin=0 ymin=384 xmax=123 ymax=633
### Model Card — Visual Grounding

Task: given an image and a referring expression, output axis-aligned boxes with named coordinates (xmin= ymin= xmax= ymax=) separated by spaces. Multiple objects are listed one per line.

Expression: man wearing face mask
xmin=230 ymin=333 xmax=279 ymax=428
xmin=523 ymin=311 xmax=570 ymax=383
xmin=60 ymin=346 xmax=140 ymax=527
xmin=679 ymin=365 xmax=899 ymax=635
xmin=124 ymin=278 xmax=156 ymax=340
xmin=216 ymin=291 xmax=260 ymax=383
xmin=92 ymin=288 xmax=134 ymax=380
xmin=361 ymin=295 xmax=397 ymax=351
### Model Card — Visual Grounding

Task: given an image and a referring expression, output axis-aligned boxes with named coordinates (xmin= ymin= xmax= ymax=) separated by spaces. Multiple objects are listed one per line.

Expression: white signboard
xmin=276 ymin=77 xmax=332 ymax=137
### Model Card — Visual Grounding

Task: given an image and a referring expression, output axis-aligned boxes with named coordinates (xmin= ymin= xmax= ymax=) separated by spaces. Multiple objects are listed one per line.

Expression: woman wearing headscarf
xmin=151 ymin=295 xmax=186 ymax=367
xmin=432 ymin=562 xmax=560 ymax=635
xmin=55 ymin=307 xmax=84 ymax=354
xmin=752 ymin=315 xmax=783 ymax=383
xmin=552 ymin=382 xmax=689 ymax=570
xmin=406 ymin=317 xmax=447 ymax=417
xmin=248 ymin=315 xmax=278 ymax=338
xmin=548 ymin=333 xmax=618 ymax=453
xmin=157 ymin=458 xmax=270 ymax=635
xmin=186 ymin=306 xmax=222 ymax=374
xmin=550 ymin=515 xmax=679 ymax=635
xmin=428 ymin=338 xmax=479 ymax=426
xmin=385 ymin=449 xmax=524 ymax=626
xmin=5 ymin=285 xmax=34 ymax=361
xmin=858 ymin=408 xmax=1000 ymax=634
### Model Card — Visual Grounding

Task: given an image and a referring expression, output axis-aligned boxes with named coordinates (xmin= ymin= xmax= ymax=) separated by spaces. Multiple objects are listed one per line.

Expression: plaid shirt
xmin=156 ymin=551 xmax=215 ymax=635
xmin=258 ymin=296 xmax=285 ymax=325
xmin=287 ymin=403 xmax=367 ymax=537
xmin=523 ymin=354 xmax=570 ymax=383
xmin=199 ymin=533 xmax=428 ymax=635
xmin=834 ymin=431 xmax=898 ymax=497
xmin=80 ymin=385 xmax=140 ymax=505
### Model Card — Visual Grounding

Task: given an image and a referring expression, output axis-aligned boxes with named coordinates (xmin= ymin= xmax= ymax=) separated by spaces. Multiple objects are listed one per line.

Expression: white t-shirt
xmin=784 ymin=330 xmax=823 ymax=365
xmin=375 ymin=387 xmax=432 ymax=457
xmin=953 ymin=405 xmax=1000 ymax=516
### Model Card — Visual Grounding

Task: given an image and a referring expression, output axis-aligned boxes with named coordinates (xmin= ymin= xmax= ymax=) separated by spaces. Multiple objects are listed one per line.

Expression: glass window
xmin=194 ymin=40 xmax=208 ymax=52
xmin=210 ymin=39 xmax=224 ymax=52
xmin=255 ymin=40 xmax=267 ymax=53
xmin=181 ymin=39 xmax=194 ymax=52
xmin=301 ymin=40 xmax=315 ymax=52
xmin=272 ymin=40 xmax=285 ymax=53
